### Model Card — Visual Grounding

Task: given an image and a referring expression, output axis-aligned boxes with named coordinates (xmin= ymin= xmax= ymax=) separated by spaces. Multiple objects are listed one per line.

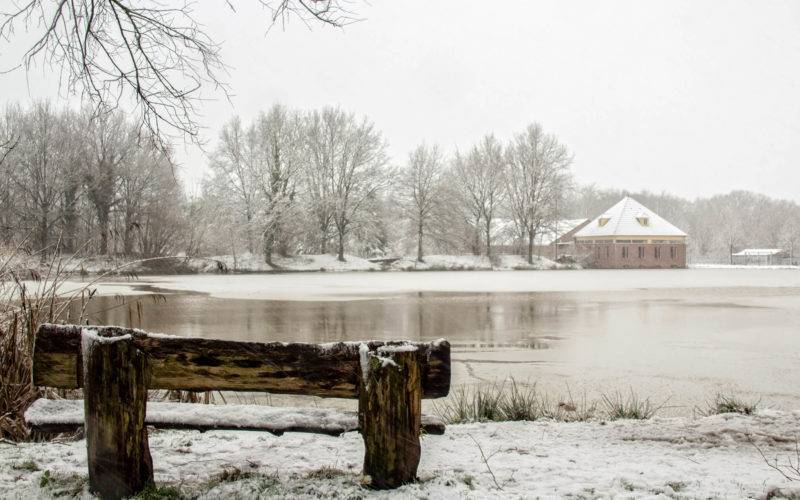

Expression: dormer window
xmin=636 ymin=217 xmax=649 ymax=226
xmin=598 ymin=217 xmax=610 ymax=227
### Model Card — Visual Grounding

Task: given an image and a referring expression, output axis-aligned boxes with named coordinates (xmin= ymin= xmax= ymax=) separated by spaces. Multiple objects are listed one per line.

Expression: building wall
xmin=577 ymin=242 xmax=686 ymax=269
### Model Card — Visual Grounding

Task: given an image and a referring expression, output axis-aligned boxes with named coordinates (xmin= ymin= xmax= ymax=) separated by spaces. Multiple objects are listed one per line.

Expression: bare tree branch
xmin=0 ymin=1 xmax=361 ymax=147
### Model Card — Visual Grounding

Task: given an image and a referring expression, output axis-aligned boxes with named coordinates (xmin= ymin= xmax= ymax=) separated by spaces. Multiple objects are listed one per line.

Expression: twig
xmin=467 ymin=434 xmax=504 ymax=490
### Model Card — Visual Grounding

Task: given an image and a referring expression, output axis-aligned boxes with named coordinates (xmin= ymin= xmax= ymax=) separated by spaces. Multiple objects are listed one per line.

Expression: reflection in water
xmin=65 ymin=285 xmax=800 ymax=414
xmin=69 ymin=291 xmax=578 ymax=346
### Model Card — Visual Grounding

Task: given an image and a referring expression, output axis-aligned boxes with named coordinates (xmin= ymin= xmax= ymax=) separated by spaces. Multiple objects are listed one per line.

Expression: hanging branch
xmin=0 ymin=1 xmax=360 ymax=147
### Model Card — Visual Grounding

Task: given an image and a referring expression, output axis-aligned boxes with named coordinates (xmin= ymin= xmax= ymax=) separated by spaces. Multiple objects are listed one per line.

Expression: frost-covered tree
xmin=399 ymin=143 xmax=446 ymax=262
xmin=452 ymin=135 xmax=505 ymax=256
xmin=504 ymin=123 xmax=572 ymax=263
xmin=303 ymin=107 xmax=389 ymax=261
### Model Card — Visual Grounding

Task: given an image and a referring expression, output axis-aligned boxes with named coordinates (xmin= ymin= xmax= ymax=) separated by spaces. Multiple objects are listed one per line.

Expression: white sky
xmin=2 ymin=1 xmax=800 ymax=200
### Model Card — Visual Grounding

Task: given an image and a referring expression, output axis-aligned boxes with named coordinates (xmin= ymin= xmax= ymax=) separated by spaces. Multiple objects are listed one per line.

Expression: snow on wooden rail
xmin=33 ymin=324 xmax=451 ymax=398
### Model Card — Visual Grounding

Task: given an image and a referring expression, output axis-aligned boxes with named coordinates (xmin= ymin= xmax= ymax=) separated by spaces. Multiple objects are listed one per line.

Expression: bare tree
xmin=251 ymin=105 xmax=301 ymax=264
xmin=399 ymin=143 xmax=445 ymax=262
xmin=504 ymin=123 xmax=572 ymax=264
xmin=452 ymin=135 xmax=505 ymax=257
xmin=0 ymin=1 xmax=360 ymax=143
xmin=4 ymin=102 xmax=69 ymax=253
xmin=80 ymin=110 xmax=135 ymax=255
xmin=303 ymin=107 xmax=388 ymax=262
xmin=209 ymin=117 xmax=259 ymax=253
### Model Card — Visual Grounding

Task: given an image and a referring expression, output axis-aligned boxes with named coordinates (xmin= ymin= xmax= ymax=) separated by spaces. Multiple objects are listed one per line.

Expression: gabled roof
xmin=574 ymin=197 xmax=686 ymax=238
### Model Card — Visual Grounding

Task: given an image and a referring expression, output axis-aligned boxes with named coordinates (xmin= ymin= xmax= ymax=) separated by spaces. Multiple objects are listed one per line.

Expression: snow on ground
xmin=390 ymin=254 xmax=568 ymax=271
xmin=692 ymin=263 xmax=799 ymax=270
xmin=391 ymin=255 xmax=493 ymax=271
xmin=2 ymin=411 xmax=799 ymax=499
xmin=187 ymin=253 xmax=382 ymax=273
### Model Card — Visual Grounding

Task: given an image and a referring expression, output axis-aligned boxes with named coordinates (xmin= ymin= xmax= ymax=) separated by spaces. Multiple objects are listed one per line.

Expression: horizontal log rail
xmin=34 ymin=324 xmax=450 ymax=398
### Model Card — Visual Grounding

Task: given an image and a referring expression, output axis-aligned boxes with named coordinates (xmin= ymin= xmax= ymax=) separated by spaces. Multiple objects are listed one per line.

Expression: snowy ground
xmin=3 ymin=252 xmax=571 ymax=277
xmin=692 ymin=263 xmax=799 ymax=270
xmin=2 ymin=411 xmax=799 ymax=499
xmin=390 ymin=254 xmax=566 ymax=271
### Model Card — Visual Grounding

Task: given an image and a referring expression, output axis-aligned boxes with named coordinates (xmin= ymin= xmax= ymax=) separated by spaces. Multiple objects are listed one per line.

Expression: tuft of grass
xmin=132 ymin=484 xmax=184 ymax=500
xmin=12 ymin=459 xmax=39 ymax=472
xmin=434 ymin=380 xmax=597 ymax=424
xmin=601 ymin=390 xmax=663 ymax=420
xmin=306 ymin=466 xmax=346 ymax=480
xmin=216 ymin=466 xmax=257 ymax=483
xmin=702 ymin=393 xmax=759 ymax=416
xmin=666 ymin=480 xmax=686 ymax=492
xmin=38 ymin=470 xmax=87 ymax=497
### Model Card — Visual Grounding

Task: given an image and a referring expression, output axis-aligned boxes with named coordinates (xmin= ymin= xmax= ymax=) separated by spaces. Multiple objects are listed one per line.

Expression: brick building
xmin=573 ymin=197 xmax=687 ymax=269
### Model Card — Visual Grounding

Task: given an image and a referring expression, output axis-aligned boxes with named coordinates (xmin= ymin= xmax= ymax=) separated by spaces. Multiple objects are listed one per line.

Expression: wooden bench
xmin=26 ymin=324 xmax=451 ymax=499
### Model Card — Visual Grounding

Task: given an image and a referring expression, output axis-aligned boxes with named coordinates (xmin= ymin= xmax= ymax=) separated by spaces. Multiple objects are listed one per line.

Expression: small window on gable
xmin=598 ymin=217 xmax=610 ymax=227
xmin=636 ymin=217 xmax=649 ymax=226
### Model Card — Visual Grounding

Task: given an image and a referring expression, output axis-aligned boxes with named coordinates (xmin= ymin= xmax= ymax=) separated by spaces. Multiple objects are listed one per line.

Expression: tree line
xmin=0 ymin=102 xmax=183 ymax=258
xmin=196 ymin=105 xmax=572 ymax=265
xmin=2 ymin=101 xmax=799 ymax=265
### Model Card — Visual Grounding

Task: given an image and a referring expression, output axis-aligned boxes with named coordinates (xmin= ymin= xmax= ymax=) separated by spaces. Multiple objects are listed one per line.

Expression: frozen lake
xmin=68 ymin=269 xmax=800 ymax=414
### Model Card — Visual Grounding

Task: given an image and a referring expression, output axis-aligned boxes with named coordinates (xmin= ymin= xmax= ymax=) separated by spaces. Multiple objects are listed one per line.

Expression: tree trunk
xmin=358 ymin=348 xmax=422 ymax=489
xmin=527 ymin=230 xmax=535 ymax=265
xmin=123 ymin=209 xmax=134 ymax=255
xmin=337 ymin=230 xmax=346 ymax=262
xmin=416 ymin=220 xmax=424 ymax=262
xmin=83 ymin=332 xmax=153 ymax=499
xmin=263 ymin=231 xmax=274 ymax=265
xmin=97 ymin=209 xmax=109 ymax=255
xmin=62 ymin=184 xmax=78 ymax=253
xmin=38 ymin=203 xmax=49 ymax=253
xmin=484 ymin=218 xmax=491 ymax=257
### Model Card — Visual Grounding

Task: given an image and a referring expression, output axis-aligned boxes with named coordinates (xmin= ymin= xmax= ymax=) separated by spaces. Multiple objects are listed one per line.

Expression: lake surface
xmin=67 ymin=269 xmax=800 ymax=414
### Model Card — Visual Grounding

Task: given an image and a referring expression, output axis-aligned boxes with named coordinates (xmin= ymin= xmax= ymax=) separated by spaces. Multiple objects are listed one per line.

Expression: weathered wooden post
xmin=82 ymin=329 xmax=153 ymax=500
xmin=358 ymin=345 xmax=422 ymax=489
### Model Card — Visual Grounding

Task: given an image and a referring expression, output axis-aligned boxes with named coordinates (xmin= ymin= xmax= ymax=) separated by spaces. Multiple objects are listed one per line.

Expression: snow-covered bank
xmin=389 ymin=254 xmax=569 ymax=271
xmin=692 ymin=263 xmax=800 ymax=270
xmin=3 ymin=252 xmax=572 ymax=278
xmin=2 ymin=410 xmax=799 ymax=499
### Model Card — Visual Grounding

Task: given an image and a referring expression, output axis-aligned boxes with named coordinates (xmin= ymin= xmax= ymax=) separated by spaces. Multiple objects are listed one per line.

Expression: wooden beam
xmin=33 ymin=324 xmax=451 ymax=399
xmin=24 ymin=398 xmax=446 ymax=436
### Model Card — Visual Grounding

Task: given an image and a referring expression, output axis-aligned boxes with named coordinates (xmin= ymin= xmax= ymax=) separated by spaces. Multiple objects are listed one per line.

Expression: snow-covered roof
xmin=574 ymin=197 xmax=686 ymax=238
xmin=731 ymin=248 xmax=785 ymax=256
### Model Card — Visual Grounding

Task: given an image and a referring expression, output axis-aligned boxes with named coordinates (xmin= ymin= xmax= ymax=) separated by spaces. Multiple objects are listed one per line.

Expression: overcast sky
xmin=2 ymin=1 xmax=800 ymax=200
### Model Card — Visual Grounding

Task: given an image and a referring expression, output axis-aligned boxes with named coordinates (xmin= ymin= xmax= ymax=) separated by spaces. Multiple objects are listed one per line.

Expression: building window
xmin=636 ymin=217 xmax=649 ymax=226
xmin=606 ymin=246 xmax=610 ymax=258
xmin=598 ymin=217 xmax=610 ymax=227
xmin=622 ymin=247 xmax=628 ymax=259
xmin=670 ymin=246 xmax=676 ymax=259
xmin=638 ymin=246 xmax=644 ymax=258
xmin=655 ymin=247 xmax=661 ymax=259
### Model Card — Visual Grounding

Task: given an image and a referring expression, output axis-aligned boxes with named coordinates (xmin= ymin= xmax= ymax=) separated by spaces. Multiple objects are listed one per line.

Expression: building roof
xmin=731 ymin=248 xmax=785 ymax=256
xmin=574 ymin=197 xmax=687 ymax=239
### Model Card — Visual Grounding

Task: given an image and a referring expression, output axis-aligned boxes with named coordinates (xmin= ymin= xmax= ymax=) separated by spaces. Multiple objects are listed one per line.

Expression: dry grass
xmin=434 ymin=380 xmax=598 ymax=424
xmin=601 ymin=390 xmax=664 ymax=420
xmin=700 ymin=393 xmax=759 ymax=416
